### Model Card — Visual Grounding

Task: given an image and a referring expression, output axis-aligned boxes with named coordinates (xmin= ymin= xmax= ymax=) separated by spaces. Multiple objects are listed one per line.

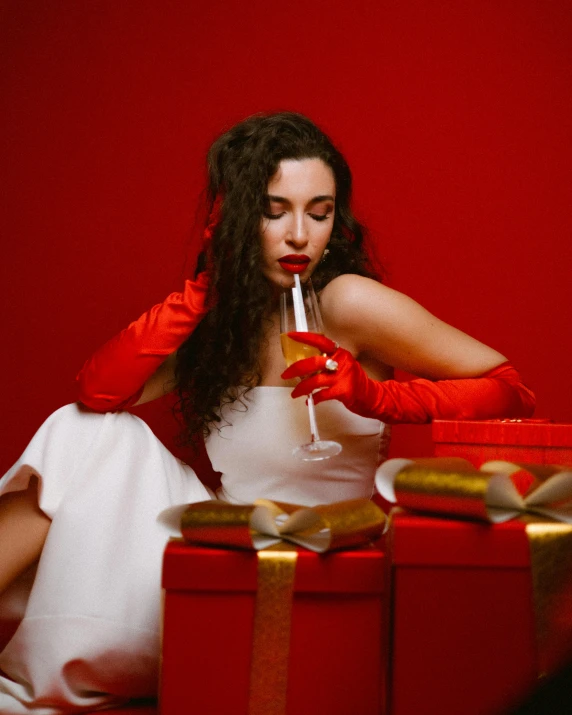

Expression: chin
xmin=264 ymin=265 xmax=317 ymax=290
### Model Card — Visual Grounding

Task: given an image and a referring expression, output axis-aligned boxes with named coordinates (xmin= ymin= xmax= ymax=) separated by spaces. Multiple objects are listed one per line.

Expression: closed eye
xmin=309 ymin=213 xmax=331 ymax=222
xmin=263 ymin=212 xmax=286 ymax=220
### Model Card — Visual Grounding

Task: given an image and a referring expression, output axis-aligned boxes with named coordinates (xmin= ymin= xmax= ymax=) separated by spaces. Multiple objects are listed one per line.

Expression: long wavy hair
xmin=175 ymin=111 xmax=380 ymax=444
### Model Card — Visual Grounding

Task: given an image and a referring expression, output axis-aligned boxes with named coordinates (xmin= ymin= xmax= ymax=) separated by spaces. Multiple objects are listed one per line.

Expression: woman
xmin=0 ymin=112 xmax=535 ymax=712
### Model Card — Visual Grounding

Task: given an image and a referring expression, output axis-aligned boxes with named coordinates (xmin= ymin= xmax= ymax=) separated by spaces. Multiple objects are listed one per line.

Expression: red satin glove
xmin=76 ymin=272 xmax=211 ymax=411
xmin=280 ymin=332 xmax=536 ymax=424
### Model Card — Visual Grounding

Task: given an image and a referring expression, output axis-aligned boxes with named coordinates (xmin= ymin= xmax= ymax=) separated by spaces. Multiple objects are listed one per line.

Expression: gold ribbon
xmin=376 ymin=457 xmax=572 ymax=524
xmin=179 ymin=497 xmax=386 ymax=552
xmin=248 ymin=544 xmax=298 ymax=715
xmin=169 ymin=498 xmax=386 ymax=714
xmin=525 ymin=519 xmax=572 ymax=673
xmin=376 ymin=457 xmax=572 ymax=674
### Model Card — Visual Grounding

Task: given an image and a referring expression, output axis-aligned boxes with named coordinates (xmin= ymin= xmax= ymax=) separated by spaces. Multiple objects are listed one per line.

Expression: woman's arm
xmin=76 ymin=273 xmax=210 ymax=411
xmin=320 ymin=274 xmax=506 ymax=379
xmin=131 ymin=350 xmax=178 ymax=406
xmin=282 ymin=274 xmax=535 ymax=423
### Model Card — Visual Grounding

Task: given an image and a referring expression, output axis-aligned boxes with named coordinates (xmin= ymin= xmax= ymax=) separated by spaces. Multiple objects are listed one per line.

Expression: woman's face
xmin=260 ymin=158 xmax=335 ymax=288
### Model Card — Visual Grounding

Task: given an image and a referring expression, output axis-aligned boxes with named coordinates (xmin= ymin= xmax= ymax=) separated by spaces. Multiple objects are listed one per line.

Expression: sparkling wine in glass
xmin=280 ymin=274 xmax=342 ymax=461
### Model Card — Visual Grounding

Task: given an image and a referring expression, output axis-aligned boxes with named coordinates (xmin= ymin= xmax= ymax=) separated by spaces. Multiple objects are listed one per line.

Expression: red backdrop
xmin=2 ymin=0 xmax=571 ymax=481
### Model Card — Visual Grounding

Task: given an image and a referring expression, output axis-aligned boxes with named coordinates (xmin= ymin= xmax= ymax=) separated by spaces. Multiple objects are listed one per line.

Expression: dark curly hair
xmin=175 ymin=111 xmax=380 ymax=444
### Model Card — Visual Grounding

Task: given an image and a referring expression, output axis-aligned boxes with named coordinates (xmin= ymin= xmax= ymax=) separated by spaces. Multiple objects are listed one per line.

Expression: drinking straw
xmin=293 ymin=274 xmax=308 ymax=331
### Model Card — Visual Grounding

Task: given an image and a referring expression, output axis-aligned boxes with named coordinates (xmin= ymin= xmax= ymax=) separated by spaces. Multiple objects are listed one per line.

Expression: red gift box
xmin=387 ymin=511 xmax=538 ymax=715
xmin=160 ymin=538 xmax=387 ymax=715
xmin=433 ymin=419 xmax=572 ymax=467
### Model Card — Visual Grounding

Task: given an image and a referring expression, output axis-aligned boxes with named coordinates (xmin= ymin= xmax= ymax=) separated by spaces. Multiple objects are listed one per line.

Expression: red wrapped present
xmin=387 ymin=512 xmax=537 ymax=715
xmin=376 ymin=458 xmax=572 ymax=715
xmin=433 ymin=419 xmax=572 ymax=467
xmin=159 ymin=499 xmax=387 ymax=715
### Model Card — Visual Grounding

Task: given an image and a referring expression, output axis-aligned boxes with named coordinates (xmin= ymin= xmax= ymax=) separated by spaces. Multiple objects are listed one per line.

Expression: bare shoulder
xmin=320 ymin=274 xmax=417 ymax=341
xmin=319 ymin=274 xmax=404 ymax=359
xmin=320 ymin=273 xmax=404 ymax=313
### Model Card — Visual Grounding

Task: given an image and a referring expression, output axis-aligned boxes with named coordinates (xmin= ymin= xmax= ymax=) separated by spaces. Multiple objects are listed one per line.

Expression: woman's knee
xmin=0 ymin=476 xmax=50 ymax=595
xmin=44 ymin=402 xmax=151 ymax=450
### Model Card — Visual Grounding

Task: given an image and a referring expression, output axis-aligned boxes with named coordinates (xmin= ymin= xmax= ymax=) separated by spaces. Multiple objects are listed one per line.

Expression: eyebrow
xmin=267 ymin=194 xmax=335 ymax=204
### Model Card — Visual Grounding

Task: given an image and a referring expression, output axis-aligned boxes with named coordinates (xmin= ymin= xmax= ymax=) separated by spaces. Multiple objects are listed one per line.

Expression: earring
xmin=320 ymin=248 xmax=330 ymax=263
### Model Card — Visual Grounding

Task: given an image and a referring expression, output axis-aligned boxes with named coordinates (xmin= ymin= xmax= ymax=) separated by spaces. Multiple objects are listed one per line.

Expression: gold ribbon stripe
xmin=248 ymin=545 xmax=298 ymax=715
xmin=525 ymin=519 xmax=572 ymax=674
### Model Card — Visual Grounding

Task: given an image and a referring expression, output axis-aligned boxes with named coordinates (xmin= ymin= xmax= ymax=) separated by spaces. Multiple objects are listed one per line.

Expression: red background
xmin=2 ymin=0 xmax=571 ymax=482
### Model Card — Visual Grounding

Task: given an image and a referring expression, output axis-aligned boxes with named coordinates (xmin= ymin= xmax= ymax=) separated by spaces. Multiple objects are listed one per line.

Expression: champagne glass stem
xmin=307 ymin=394 xmax=320 ymax=443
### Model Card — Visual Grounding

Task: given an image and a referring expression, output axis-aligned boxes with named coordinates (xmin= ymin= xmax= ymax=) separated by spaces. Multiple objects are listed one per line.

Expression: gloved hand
xmin=280 ymin=332 xmax=536 ymax=423
xmin=76 ymin=272 xmax=211 ymax=411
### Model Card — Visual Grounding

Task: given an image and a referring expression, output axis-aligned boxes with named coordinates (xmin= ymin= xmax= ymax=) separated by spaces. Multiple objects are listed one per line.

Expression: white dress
xmin=0 ymin=392 xmax=387 ymax=713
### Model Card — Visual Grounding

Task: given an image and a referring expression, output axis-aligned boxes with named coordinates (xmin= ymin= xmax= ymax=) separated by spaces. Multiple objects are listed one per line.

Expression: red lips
xmin=278 ymin=254 xmax=310 ymax=274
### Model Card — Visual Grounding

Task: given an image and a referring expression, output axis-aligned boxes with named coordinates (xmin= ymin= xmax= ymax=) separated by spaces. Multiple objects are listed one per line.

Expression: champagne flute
xmin=280 ymin=274 xmax=342 ymax=461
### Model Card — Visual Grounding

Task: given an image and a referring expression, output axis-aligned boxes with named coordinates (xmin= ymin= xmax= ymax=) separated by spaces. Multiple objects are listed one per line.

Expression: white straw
xmin=292 ymin=274 xmax=308 ymax=331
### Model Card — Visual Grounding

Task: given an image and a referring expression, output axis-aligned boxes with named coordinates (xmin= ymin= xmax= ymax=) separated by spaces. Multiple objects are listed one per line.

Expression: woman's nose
xmin=286 ymin=214 xmax=309 ymax=247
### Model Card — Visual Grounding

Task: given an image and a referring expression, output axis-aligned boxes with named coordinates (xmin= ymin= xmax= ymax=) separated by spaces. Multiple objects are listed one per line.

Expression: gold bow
xmin=375 ymin=457 xmax=572 ymax=524
xmin=376 ymin=457 xmax=572 ymax=675
xmin=178 ymin=497 xmax=386 ymax=552
xmin=163 ymin=498 xmax=385 ymax=715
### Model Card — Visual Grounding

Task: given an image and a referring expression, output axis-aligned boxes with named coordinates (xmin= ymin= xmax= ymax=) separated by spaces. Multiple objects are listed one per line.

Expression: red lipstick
xmin=278 ymin=254 xmax=310 ymax=274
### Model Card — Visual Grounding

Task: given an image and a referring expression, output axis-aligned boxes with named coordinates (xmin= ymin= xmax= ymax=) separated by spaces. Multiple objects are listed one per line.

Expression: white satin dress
xmin=0 ymin=390 xmax=387 ymax=713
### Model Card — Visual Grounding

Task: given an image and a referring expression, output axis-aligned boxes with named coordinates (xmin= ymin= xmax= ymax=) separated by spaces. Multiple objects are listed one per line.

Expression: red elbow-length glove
xmin=281 ymin=332 xmax=536 ymax=423
xmin=76 ymin=272 xmax=210 ymax=412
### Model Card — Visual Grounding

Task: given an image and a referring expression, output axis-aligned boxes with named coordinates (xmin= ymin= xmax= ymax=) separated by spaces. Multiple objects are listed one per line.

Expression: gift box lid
xmin=432 ymin=419 xmax=572 ymax=447
xmin=389 ymin=512 xmax=531 ymax=568
xmin=162 ymin=538 xmax=385 ymax=594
